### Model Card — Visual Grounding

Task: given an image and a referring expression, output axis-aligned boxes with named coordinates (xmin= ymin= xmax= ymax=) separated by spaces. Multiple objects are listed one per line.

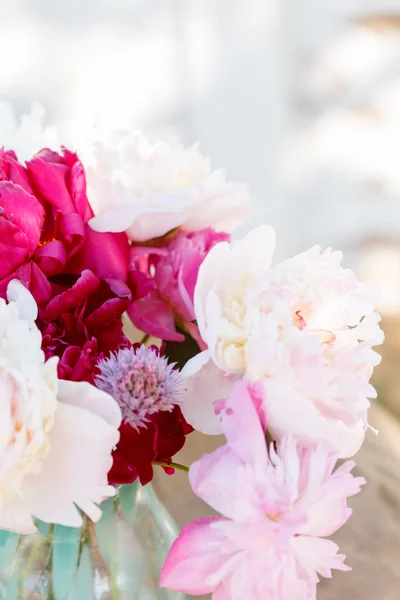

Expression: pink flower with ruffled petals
xmin=0 ymin=147 xmax=130 ymax=303
xmin=129 ymin=228 xmax=229 ymax=342
xmin=182 ymin=225 xmax=383 ymax=457
xmin=161 ymin=381 xmax=364 ymax=600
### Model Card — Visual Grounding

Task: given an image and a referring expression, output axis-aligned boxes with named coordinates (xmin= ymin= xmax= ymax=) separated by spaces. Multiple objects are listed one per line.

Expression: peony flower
xmin=161 ymin=382 xmax=365 ymax=600
xmin=96 ymin=344 xmax=192 ymax=486
xmin=0 ymin=280 xmax=121 ymax=533
xmin=128 ymin=228 xmax=229 ymax=342
xmin=0 ymin=146 xmax=130 ymax=303
xmin=88 ymin=131 xmax=251 ymax=242
xmin=39 ymin=270 xmax=132 ymax=384
xmin=182 ymin=225 xmax=383 ymax=457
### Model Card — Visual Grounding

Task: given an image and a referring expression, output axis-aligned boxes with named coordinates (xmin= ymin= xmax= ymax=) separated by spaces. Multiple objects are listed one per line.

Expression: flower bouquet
xmin=0 ymin=125 xmax=383 ymax=600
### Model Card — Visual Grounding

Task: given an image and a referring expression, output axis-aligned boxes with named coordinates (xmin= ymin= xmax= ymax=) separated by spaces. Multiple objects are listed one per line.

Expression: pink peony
xmin=129 ymin=228 xmax=229 ymax=342
xmin=0 ymin=147 xmax=130 ymax=303
xmin=161 ymin=382 xmax=364 ymax=600
xmin=182 ymin=225 xmax=383 ymax=457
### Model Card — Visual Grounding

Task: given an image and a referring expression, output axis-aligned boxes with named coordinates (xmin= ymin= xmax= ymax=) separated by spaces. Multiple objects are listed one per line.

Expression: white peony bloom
xmin=183 ymin=225 xmax=383 ymax=458
xmin=0 ymin=281 xmax=121 ymax=534
xmin=87 ymin=131 xmax=251 ymax=242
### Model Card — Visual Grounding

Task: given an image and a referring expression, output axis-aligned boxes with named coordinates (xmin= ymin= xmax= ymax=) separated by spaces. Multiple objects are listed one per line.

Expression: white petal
xmin=57 ymin=380 xmax=121 ymax=429
xmin=89 ymin=205 xmax=143 ymax=233
xmin=182 ymin=356 xmax=237 ymax=435
xmin=6 ymin=280 xmax=38 ymax=325
xmin=22 ymin=401 xmax=120 ymax=527
xmin=0 ymin=499 xmax=36 ymax=534
xmin=194 ymin=242 xmax=230 ymax=342
xmin=263 ymin=379 xmax=365 ymax=458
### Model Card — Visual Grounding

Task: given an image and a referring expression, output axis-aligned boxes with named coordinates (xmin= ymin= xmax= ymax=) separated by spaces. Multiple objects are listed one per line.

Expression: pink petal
xmin=127 ymin=291 xmax=184 ymax=342
xmin=34 ymin=240 xmax=67 ymax=276
xmin=27 ymin=150 xmax=75 ymax=214
xmin=45 ymin=270 xmax=100 ymax=320
xmin=16 ymin=262 xmax=52 ymax=304
xmin=189 ymin=447 xmax=251 ymax=520
xmin=221 ymin=382 xmax=268 ymax=470
xmin=181 ymin=353 xmax=236 ymax=435
xmin=73 ymin=227 xmax=129 ymax=282
xmin=160 ymin=516 xmax=231 ymax=595
xmin=0 ymin=180 xmax=44 ymax=251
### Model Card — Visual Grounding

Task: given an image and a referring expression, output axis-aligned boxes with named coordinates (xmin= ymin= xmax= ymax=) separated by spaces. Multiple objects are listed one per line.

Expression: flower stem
xmin=153 ymin=460 xmax=189 ymax=473
xmin=140 ymin=334 xmax=150 ymax=345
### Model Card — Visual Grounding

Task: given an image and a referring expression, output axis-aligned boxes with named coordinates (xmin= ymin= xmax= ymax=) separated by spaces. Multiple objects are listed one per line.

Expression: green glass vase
xmin=0 ymin=483 xmax=185 ymax=600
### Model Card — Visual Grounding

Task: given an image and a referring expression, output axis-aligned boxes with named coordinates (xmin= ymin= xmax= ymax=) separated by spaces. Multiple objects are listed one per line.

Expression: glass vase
xmin=0 ymin=482 xmax=185 ymax=600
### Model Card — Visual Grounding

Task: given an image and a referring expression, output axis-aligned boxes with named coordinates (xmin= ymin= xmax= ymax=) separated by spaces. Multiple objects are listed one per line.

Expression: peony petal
xmin=0 ymin=499 xmax=36 ymax=534
xmin=220 ymin=382 xmax=268 ymax=470
xmin=34 ymin=240 xmax=67 ymax=276
xmin=194 ymin=241 xmax=230 ymax=342
xmin=125 ymin=208 xmax=187 ymax=242
xmin=22 ymin=398 xmax=119 ymax=527
xmin=89 ymin=205 xmax=145 ymax=234
xmin=45 ymin=270 xmax=100 ymax=320
xmin=160 ymin=516 xmax=232 ymax=595
xmin=7 ymin=279 xmax=38 ymax=324
xmin=0 ymin=180 xmax=44 ymax=251
xmin=184 ymin=180 xmax=251 ymax=234
xmin=189 ymin=447 xmax=254 ymax=520
xmin=263 ymin=379 xmax=366 ymax=458
xmin=127 ymin=291 xmax=184 ymax=342
xmin=16 ymin=262 xmax=52 ymax=305
xmin=26 ymin=150 xmax=75 ymax=214
xmin=0 ymin=218 xmax=31 ymax=279
xmin=72 ymin=227 xmax=130 ymax=282
xmin=57 ymin=380 xmax=121 ymax=429
xmin=181 ymin=354 xmax=236 ymax=435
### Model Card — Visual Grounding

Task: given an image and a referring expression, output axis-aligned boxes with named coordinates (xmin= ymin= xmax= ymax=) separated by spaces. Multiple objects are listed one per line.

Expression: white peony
xmin=182 ymin=225 xmax=383 ymax=458
xmin=87 ymin=131 xmax=251 ymax=242
xmin=0 ymin=281 xmax=121 ymax=534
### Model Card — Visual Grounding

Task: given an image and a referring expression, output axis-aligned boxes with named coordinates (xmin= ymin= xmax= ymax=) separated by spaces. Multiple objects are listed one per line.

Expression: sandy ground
xmin=154 ymin=402 xmax=400 ymax=600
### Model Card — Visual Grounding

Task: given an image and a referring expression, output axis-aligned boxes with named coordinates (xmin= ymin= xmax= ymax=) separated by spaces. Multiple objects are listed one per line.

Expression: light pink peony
xmin=0 ymin=281 xmax=121 ymax=533
xmin=88 ymin=132 xmax=251 ymax=242
xmin=182 ymin=225 xmax=383 ymax=457
xmin=161 ymin=382 xmax=365 ymax=600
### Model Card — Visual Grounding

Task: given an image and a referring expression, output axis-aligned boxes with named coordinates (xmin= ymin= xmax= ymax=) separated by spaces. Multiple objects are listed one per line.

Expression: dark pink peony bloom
xmin=0 ymin=147 xmax=130 ymax=303
xmin=128 ymin=228 xmax=229 ymax=343
xmin=39 ymin=269 xmax=133 ymax=384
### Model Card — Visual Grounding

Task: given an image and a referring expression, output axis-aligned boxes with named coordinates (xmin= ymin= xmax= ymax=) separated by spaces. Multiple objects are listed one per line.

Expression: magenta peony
xmin=129 ymin=228 xmax=229 ymax=342
xmin=0 ymin=147 xmax=130 ymax=303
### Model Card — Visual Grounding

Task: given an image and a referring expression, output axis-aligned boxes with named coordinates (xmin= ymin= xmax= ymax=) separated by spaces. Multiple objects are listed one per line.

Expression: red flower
xmin=97 ymin=343 xmax=193 ymax=486
xmin=109 ymin=407 xmax=193 ymax=486
xmin=39 ymin=270 xmax=132 ymax=384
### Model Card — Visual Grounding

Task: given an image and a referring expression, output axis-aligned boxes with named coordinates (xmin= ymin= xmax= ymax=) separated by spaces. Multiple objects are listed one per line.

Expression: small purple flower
xmin=95 ymin=345 xmax=184 ymax=430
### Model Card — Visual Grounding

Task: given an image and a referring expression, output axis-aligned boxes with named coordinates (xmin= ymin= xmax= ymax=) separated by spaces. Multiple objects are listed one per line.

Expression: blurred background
xmin=2 ymin=1 xmax=400 ymax=598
